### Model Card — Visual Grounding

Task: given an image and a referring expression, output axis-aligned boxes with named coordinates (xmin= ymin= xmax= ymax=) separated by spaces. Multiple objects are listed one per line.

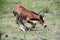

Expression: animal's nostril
xmin=44 ymin=25 xmax=47 ymax=28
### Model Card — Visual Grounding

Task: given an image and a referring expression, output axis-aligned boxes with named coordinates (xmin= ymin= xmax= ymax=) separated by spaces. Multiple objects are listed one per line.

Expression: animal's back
xmin=13 ymin=6 xmax=40 ymax=19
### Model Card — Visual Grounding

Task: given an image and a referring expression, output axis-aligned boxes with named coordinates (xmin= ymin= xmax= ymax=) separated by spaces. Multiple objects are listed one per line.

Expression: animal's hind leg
xmin=19 ymin=17 xmax=28 ymax=31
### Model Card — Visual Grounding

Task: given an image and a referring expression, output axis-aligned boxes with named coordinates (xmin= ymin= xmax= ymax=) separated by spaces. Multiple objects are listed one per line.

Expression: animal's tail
xmin=13 ymin=11 xmax=16 ymax=16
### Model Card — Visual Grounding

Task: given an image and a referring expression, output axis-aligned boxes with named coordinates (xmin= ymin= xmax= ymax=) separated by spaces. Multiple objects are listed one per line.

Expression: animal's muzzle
xmin=43 ymin=23 xmax=47 ymax=28
xmin=44 ymin=25 xmax=47 ymax=28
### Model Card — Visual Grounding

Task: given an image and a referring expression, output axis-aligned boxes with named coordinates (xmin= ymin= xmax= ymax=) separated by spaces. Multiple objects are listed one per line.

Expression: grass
xmin=0 ymin=0 xmax=60 ymax=40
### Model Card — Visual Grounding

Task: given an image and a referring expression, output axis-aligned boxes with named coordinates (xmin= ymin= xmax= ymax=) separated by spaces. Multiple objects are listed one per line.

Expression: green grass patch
xmin=0 ymin=0 xmax=60 ymax=40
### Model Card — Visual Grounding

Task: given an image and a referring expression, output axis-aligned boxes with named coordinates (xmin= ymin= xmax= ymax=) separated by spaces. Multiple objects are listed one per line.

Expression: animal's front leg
xmin=31 ymin=21 xmax=36 ymax=28
xmin=19 ymin=17 xmax=28 ymax=31
xmin=27 ymin=19 xmax=36 ymax=28
xmin=16 ymin=16 xmax=19 ymax=25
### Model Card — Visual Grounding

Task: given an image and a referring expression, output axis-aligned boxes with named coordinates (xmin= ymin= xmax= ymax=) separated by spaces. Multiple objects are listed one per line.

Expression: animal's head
xmin=39 ymin=15 xmax=47 ymax=28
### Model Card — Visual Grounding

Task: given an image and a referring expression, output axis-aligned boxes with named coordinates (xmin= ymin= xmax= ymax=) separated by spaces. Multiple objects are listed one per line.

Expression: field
xmin=0 ymin=0 xmax=60 ymax=40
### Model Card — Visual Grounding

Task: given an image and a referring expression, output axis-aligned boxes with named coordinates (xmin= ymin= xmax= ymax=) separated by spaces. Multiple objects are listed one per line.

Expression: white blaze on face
xmin=43 ymin=17 xmax=45 ymax=20
xmin=43 ymin=22 xmax=47 ymax=27
xmin=43 ymin=18 xmax=47 ymax=27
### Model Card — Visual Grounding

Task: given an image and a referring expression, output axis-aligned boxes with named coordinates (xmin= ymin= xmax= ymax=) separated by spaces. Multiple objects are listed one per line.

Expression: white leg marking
xmin=19 ymin=21 xmax=26 ymax=31
xmin=32 ymin=21 xmax=36 ymax=24
xmin=20 ymin=26 xmax=25 ymax=31
xmin=20 ymin=25 xmax=26 ymax=31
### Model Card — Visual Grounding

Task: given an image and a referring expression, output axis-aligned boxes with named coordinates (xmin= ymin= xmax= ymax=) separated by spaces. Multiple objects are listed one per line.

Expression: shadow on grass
xmin=28 ymin=27 xmax=48 ymax=31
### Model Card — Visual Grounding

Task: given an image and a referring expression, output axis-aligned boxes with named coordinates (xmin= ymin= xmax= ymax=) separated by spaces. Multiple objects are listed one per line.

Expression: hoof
xmin=32 ymin=26 xmax=35 ymax=28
